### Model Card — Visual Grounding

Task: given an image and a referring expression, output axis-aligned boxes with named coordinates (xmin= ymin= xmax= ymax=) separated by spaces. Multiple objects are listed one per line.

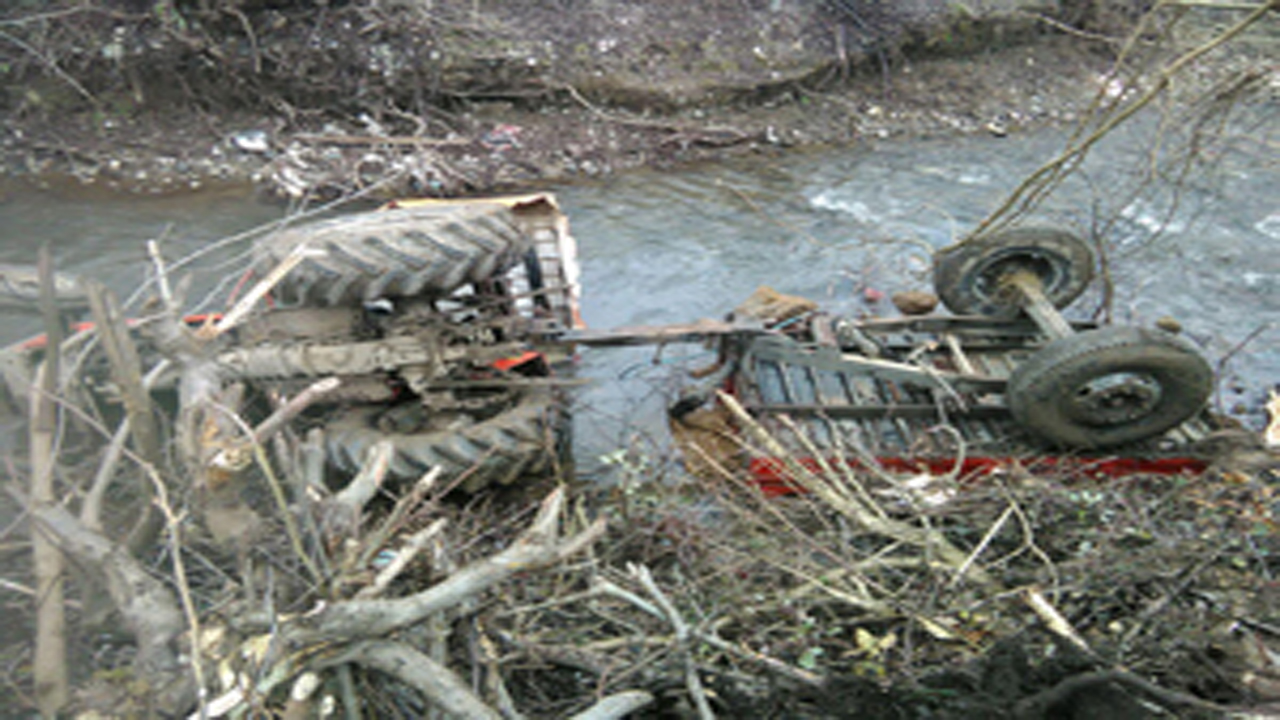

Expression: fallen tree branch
xmin=141 ymin=240 xmax=225 ymax=476
xmin=22 ymin=495 xmax=191 ymax=711
xmin=200 ymin=397 xmax=322 ymax=591
xmin=1022 ymin=586 xmax=1100 ymax=662
xmin=251 ymin=377 xmax=342 ymax=446
xmin=208 ymin=376 xmax=342 ymax=473
xmin=593 ymin=573 xmax=824 ymax=686
xmin=85 ymin=280 xmax=166 ymax=554
xmin=0 ymin=28 xmax=97 ymax=105
xmin=1012 ymin=669 xmax=1230 ymax=719
xmin=288 ymin=487 xmax=605 ymax=646
xmin=354 ymin=518 xmax=448 ymax=600
xmin=207 ymin=246 xmax=319 ymax=338
xmin=325 ymin=641 xmax=502 ymax=720
xmin=321 ymin=439 xmax=393 ymax=556
xmin=567 ymin=690 xmax=656 ymax=720
xmin=560 ymin=83 xmax=749 ymax=138
xmin=968 ymin=0 xmax=1277 ymax=237
xmin=1017 ymin=583 xmax=1235 ymax=714
xmin=86 ymin=281 xmax=163 ymax=465
xmin=293 ymin=133 xmax=471 ymax=147
xmin=631 ymin=563 xmax=716 ymax=720
xmin=696 ymin=630 xmax=824 ymax=688
xmin=81 ymin=360 xmax=171 ymax=534
xmin=356 ymin=466 xmax=442 ymax=571
xmin=30 ymin=246 xmax=68 ymax=716
xmin=718 ymin=391 xmax=994 ymax=587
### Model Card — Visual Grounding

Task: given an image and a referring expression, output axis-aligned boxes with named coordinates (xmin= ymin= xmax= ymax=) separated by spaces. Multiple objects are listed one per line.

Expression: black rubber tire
xmin=1007 ymin=326 xmax=1213 ymax=449
xmin=324 ymin=387 xmax=563 ymax=491
xmin=934 ymin=227 xmax=1094 ymax=318
xmin=254 ymin=203 xmax=531 ymax=307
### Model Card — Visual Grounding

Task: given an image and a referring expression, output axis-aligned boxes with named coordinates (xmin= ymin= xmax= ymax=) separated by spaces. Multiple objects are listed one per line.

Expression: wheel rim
xmin=971 ymin=249 xmax=1067 ymax=310
xmin=1067 ymin=371 xmax=1164 ymax=427
xmin=934 ymin=227 xmax=1095 ymax=318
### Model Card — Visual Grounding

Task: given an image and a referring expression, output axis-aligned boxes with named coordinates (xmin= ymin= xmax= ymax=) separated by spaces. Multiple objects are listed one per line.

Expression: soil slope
xmin=0 ymin=0 xmax=1139 ymax=198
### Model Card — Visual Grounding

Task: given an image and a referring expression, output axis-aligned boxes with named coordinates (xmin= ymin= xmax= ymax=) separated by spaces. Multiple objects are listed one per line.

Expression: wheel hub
xmin=1069 ymin=372 xmax=1163 ymax=426
xmin=976 ymin=251 xmax=1061 ymax=306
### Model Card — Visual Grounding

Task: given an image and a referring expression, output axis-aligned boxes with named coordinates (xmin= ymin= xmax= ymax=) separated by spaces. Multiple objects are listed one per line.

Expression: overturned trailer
xmin=687 ymin=226 xmax=1220 ymax=492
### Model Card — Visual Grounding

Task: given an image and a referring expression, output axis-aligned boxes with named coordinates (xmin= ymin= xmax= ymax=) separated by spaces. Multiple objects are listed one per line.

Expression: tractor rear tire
xmin=253 ymin=203 xmax=532 ymax=307
xmin=324 ymin=387 xmax=564 ymax=491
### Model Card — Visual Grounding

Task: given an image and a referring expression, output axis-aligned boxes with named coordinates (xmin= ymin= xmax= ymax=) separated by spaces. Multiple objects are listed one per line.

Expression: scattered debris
xmin=0 ymin=263 xmax=86 ymax=312
xmin=229 ymin=129 xmax=272 ymax=155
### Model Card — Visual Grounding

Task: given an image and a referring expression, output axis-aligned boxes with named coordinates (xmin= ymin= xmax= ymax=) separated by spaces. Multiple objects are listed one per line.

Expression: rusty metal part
xmin=1002 ymin=269 xmax=1077 ymax=340
xmin=217 ymin=336 xmax=527 ymax=380
xmin=563 ymin=318 xmax=766 ymax=347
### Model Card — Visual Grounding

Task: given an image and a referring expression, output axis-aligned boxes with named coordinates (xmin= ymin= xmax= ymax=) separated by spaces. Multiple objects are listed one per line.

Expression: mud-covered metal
xmin=0 ymin=194 xmax=583 ymax=492
xmin=253 ymin=194 xmax=581 ymax=488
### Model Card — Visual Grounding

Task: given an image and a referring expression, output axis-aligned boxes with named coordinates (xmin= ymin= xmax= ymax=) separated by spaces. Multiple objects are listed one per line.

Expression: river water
xmin=1 ymin=121 xmax=1276 ymax=476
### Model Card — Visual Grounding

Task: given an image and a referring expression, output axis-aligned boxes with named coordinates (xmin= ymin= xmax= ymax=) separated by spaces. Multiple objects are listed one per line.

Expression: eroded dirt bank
xmin=0 ymin=0 xmax=1174 ymax=199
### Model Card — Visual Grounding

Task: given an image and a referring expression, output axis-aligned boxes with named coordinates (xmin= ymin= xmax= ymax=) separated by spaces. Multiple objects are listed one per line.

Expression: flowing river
xmin=1 ymin=121 xmax=1276 ymax=476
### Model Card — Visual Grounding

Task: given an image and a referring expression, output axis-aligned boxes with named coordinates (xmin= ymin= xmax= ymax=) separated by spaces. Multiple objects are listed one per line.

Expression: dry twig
xmin=30 ymin=247 xmax=68 ymax=716
xmin=288 ymin=487 xmax=604 ymax=646
xmin=567 ymin=690 xmax=656 ymax=720
xmin=630 ymin=563 xmax=716 ymax=720
xmin=325 ymin=641 xmax=502 ymax=720
xmin=968 ymin=1 xmax=1276 ymax=238
xmin=719 ymin=391 xmax=994 ymax=587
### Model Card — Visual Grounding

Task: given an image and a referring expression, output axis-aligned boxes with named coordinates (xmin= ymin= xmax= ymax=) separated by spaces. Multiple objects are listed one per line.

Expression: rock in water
xmin=1155 ymin=316 xmax=1182 ymax=334
xmin=891 ymin=290 xmax=939 ymax=316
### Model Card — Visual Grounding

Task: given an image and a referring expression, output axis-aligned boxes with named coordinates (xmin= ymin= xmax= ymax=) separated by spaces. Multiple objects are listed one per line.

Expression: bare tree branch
xmin=568 ymin=690 xmax=656 ymax=720
xmin=25 ymin=498 xmax=191 ymax=710
xmin=30 ymin=247 xmax=68 ymax=716
xmin=289 ymin=487 xmax=605 ymax=646
xmin=328 ymin=641 xmax=502 ymax=720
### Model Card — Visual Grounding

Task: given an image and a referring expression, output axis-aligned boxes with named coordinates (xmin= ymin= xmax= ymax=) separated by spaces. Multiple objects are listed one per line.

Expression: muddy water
xmin=1 ymin=123 xmax=1276 ymax=477
xmin=0 ymin=182 xmax=287 ymax=339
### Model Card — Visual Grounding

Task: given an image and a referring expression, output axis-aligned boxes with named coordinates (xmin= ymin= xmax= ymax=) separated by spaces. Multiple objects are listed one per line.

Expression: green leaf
xmin=797 ymin=646 xmax=823 ymax=670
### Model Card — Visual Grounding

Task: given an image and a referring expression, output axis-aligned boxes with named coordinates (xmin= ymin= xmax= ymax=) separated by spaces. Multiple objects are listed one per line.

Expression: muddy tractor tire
xmin=1007 ymin=326 xmax=1213 ymax=449
xmin=934 ymin=227 xmax=1094 ymax=318
xmin=254 ymin=203 xmax=532 ymax=307
xmin=324 ymin=387 xmax=564 ymax=492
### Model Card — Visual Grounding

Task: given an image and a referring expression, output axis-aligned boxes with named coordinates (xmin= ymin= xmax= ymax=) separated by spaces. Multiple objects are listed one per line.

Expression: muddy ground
xmin=2 ymin=0 xmax=1246 ymax=199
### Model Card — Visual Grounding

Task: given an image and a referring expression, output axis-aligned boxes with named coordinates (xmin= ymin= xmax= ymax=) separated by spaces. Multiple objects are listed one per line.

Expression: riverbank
xmin=0 ymin=1 xmax=1157 ymax=199
xmin=5 ymin=1 xmax=1275 ymax=201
